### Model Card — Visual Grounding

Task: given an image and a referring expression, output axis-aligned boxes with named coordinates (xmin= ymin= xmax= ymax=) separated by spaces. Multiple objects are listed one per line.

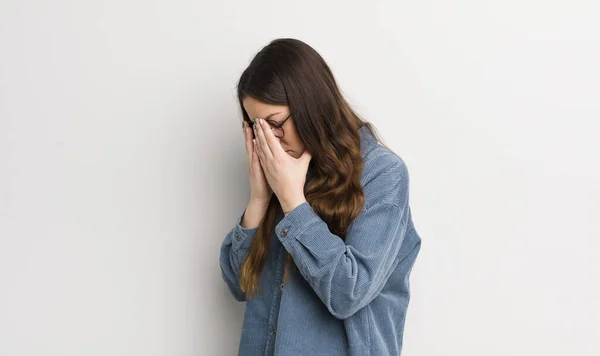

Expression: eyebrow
xmin=264 ymin=112 xmax=282 ymax=121
xmin=245 ymin=112 xmax=284 ymax=124
xmin=246 ymin=112 xmax=282 ymax=123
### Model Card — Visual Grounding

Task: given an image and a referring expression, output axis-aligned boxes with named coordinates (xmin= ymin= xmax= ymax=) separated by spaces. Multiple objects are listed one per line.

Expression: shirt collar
xmin=359 ymin=125 xmax=378 ymax=157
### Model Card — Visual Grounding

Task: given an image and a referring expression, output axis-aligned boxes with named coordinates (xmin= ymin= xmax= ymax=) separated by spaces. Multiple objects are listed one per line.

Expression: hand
xmin=243 ymin=120 xmax=273 ymax=205
xmin=252 ymin=118 xmax=312 ymax=213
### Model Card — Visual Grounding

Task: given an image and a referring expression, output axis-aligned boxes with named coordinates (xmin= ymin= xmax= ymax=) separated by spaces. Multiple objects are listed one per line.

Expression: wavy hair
xmin=236 ymin=38 xmax=387 ymax=298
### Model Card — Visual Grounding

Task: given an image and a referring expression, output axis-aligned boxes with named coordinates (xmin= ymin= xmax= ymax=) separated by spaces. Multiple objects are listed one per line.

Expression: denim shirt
xmin=219 ymin=126 xmax=421 ymax=356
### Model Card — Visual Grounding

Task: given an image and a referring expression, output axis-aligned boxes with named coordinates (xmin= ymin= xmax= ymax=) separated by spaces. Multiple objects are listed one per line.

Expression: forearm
xmin=241 ymin=200 xmax=269 ymax=228
xmin=220 ymin=205 xmax=262 ymax=301
xmin=275 ymin=201 xmax=409 ymax=319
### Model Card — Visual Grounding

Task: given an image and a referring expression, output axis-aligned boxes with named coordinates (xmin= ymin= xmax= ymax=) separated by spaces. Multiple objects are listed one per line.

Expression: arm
xmin=218 ymin=202 xmax=267 ymax=301
xmin=274 ymin=163 xmax=411 ymax=319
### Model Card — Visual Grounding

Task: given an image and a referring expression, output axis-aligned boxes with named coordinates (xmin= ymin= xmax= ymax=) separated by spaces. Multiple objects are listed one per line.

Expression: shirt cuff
xmin=232 ymin=208 xmax=259 ymax=251
xmin=274 ymin=201 xmax=323 ymax=250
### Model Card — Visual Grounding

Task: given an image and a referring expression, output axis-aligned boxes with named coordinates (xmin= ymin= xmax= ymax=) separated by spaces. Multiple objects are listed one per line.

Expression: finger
xmin=243 ymin=121 xmax=252 ymax=157
xmin=251 ymin=138 xmax=258 ymax=164
xmin=252 ymin=120 xmax=261 ymax=154
xmin=256 ymin=119 xmax=273 ymax=158
xmin=253 ymin=119 xmax=270 ymax=167
xmin=258 ymin=142 xmax=267 ymax=166
xmin=251 ymin=139 xmax=261 ymax=166
xmin=259 ymin=118 xmax=286 ymax=158
xmin=253 ymin=137 xmax=264 ymax=165
xmin=247 ymin=123 xmax=258 ymax=165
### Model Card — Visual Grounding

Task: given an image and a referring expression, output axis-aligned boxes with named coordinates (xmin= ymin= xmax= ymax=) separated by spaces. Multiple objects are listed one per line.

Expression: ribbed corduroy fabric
xmin=219 ymin=126 xmax=421 ymax=356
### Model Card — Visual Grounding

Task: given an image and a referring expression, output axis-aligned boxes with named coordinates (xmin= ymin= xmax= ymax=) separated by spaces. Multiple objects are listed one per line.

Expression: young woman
xmin=219 ymin=38 xmax=421 ymax=356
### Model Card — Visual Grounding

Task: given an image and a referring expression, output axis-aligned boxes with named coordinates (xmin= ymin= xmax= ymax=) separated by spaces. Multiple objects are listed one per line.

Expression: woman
xmin=219 ymin=38 xmax=421 ymax=356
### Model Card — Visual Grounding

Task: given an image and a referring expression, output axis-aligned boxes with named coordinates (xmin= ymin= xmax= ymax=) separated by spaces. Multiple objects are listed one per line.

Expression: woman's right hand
xmin=243 ymin=120 xmax=273 ymax=205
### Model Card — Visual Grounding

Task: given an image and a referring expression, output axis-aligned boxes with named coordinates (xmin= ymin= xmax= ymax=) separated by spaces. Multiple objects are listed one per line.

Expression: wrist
xmin=248 ymin=199 xmax=270 ymax=210
xmin=281 ymin=196 xmax=307 ymax=214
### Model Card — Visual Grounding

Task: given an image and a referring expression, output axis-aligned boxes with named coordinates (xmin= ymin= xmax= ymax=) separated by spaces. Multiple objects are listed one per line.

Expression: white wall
xmin=1 ymin=1 xmax=598 ymax=355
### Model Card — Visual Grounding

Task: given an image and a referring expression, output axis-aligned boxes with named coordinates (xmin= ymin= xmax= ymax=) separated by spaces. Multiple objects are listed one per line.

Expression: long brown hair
xmin=236 ymin=38 xmax=386 ymax=298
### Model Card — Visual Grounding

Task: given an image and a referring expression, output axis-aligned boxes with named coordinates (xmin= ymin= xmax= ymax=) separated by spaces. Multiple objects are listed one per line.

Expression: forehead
xmin=242 ymin=97 xmax=288 ymax=118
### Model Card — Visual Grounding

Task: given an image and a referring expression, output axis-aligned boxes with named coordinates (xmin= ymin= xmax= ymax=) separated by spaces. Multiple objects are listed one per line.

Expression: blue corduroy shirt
xmin=219 ymin=126 xmax=421 ymax=356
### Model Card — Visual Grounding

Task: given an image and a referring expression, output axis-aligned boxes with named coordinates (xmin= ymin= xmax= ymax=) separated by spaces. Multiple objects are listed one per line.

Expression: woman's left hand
xmin=253 ymin=118 xmax=312 ymax=214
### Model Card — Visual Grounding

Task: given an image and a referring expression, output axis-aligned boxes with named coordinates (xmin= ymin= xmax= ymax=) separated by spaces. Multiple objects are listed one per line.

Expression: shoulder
xmin=360 ymin=144 xmax=410 ymax=209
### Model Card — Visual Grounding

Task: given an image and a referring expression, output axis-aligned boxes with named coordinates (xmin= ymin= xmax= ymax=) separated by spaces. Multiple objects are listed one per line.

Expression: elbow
xmin=329 ymin=309 xmax=356 ymax=320
xmin=325 ymin=276 xmax=381 ymax=319
xmin=324 ymin=267 xmax=376 ymax=320
xmin=327 ymin=297 xmax=366 ymax=320
xmin=230 ymin=289 xmax=247 ymax=302
xmin=219 ymin=263 xmax=247 ymax=302
xmin=223 ymin=276 xmax=247 ymax=302
xmin=328 ymin=304 xmax=362 ymax=320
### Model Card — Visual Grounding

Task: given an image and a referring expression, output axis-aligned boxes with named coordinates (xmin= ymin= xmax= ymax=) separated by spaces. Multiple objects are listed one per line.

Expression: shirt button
xmin=272 ymin=329 xmax=276 ymax=336
xmin=281 ymin=229 xmax=288 ymax=237
xmin=280 ymin=283 xmax=284 ymax=291
xmin=235 ymin=233 xmax=240 ymax=241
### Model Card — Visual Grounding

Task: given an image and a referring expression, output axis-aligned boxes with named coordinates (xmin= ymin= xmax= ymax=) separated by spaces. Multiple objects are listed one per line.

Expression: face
xmin=242 ymin=96 xmax=306 ymax=159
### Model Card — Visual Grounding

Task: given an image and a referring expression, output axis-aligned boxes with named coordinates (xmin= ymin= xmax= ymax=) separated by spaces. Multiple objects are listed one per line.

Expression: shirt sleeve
xmin=274 ymin=163 xmax=411 ymax=319
xmin=219 ymin=208 xmax=259 ymax=302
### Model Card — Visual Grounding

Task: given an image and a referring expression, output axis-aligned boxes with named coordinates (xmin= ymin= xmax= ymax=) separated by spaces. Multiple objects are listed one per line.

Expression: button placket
xmin=266 ymin=246 xmax=285 ymax=351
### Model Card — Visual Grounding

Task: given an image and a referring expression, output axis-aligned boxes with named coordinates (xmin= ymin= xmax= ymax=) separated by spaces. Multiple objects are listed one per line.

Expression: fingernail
xmin=253 ymin=118 xmax=257 ymax=124
xmin=242 ymin=121 xmax=245 ymax=129
xmin=259 ymin=118 xmax=264 ymax=125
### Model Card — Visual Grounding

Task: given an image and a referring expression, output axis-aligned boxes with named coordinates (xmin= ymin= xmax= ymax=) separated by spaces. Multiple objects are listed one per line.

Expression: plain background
xmin=1 ymin=0 xmax=598 ymax=355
